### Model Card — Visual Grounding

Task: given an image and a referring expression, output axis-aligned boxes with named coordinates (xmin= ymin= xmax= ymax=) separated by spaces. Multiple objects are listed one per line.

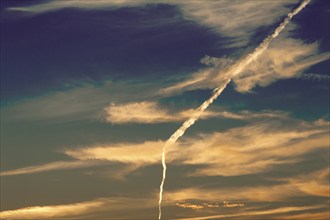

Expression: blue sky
xmin=1 ymin=0 xmax=329 ymax=219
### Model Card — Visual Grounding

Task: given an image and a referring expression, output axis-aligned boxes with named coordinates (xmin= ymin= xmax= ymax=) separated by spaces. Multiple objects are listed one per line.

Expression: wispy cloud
xmin=289 ymin=168 xmax=330 ymax=197
xmin=1 ymin=80 xmax=158 ymax=122
xmin=0 ymin=160 xmax=103 ymax=176
xmin=0 ymin=196 xmax=156 ymax=219
xmin=175 ymin=200 xmax=243 ymax=210
xmin=0 ymin=200 xmax=104 ymax=220
xmin=6 ymin=0 xmax=297 ymax=47
xmin=66 ymin=118 xmax=328 ymax=177
xmin=3 ymin=118 xmax=328 ymax=178
xmin=297 ymin=73 xmax=330 ymax=82
xmin=232 ymin=39 xmax=330 ymax=93
xmin=104 ymin=101 xmax=288 ymax=124
xmin=161 ymin=38 xmax=330 ymax=95
xmin=174 ymin=205 xmax=326 ymax=220
xmin=65 ymin=140 xmax=164 ymax=164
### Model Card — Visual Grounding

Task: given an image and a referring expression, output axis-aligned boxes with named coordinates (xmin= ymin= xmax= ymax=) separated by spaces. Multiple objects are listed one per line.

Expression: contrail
xmin=158 ymin=0 xmax=311 ymax=219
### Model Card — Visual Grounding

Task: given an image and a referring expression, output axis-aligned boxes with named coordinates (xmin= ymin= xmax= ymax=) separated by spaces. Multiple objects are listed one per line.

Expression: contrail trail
xmin=158 ymin=0 xmax=311 ymax=219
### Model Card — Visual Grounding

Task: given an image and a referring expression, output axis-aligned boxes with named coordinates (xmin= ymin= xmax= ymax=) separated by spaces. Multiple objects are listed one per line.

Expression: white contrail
xmin=158 ymin=0 xmax=311 ymax=219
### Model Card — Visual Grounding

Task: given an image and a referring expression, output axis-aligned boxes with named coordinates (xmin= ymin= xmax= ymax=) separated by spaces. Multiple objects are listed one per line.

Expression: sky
xmin=0 ymin=0 xmax=329 ymax=219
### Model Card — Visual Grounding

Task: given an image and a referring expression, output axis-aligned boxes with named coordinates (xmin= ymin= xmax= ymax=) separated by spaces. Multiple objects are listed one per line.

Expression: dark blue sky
xmin=1 ymin=1 xmax=329 ymax=219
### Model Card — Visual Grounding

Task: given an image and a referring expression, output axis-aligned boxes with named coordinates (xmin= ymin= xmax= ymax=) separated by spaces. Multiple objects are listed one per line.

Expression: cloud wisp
xmin=162 ymin=38 xmax=329 ymax=95
xmin=6 ymin=0 xmax=296 ymax=47
xmin=0 ymin=160 xmax=103 ymax=177
xmin=0 ymin=200 xmax=104 ymax=220
xmin=0 ymin=196 xmax=156 ymax=220
xmin=104 ymin=101 xmax=288 ymax=124
xmin=157 ymin=1 xmax=311 ymax=218
xmin=173 ymin=205 xmax=326 ymax=220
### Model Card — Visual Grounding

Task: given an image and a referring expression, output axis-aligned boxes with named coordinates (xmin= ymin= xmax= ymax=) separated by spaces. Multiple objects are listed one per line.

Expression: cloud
xmin=176 ymin=0 xmax=297 ymax=47
xmin=297 ymin=73 xmax=330 ymax=82
xmin=0 ymin=196 xmax=156 ymax=219
xmin=289 ymin=168 xmax=330 ymax=197
xmin=64 ymin=140 xmax=164 ymax=164
xmin=161 ymin=38 xmax=330 ymax=95
xmin=0 ymin=200 xmax=104 ymax=220
xmin=104 ymin=101 xmax=178 ymax=124
xmin=175 ymin=119 xmax=329 ymax=176
xmin=174 ymin=205 xmax=326 ymax=220
xmin=166 ymin=170 xmax=329 ymax=203
xmin=6 ymin=0 xmax=297 ymax=47
xmin=277 ymin=211 xmax=330 ymax=220
xmin=2 ymin=118 xmax=328 ymax=178
xmin=0 ymin=160 xmax=103 ymax=176
xmin=175 ymin=200 xmax=243 ymax=210
xmin=1 ymin=80 xmax=158 ymax=122
xmin=232 ymin=39 xmax=330 ymax=93
xmin=104 ymin=101 xmax=288 ymax=124
xmin=65 ymin=118 xmax=328 ymax=177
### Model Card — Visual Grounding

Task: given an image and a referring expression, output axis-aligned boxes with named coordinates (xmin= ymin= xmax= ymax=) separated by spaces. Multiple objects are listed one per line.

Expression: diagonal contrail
xmin=158 ymin=0 xmax=311 ymax=219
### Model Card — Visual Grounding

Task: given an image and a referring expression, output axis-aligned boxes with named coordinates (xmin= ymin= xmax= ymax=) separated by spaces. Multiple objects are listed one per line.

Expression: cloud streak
xmin=104 ymin=101 xmax=288 ymax=124
xmin=0 ymin=196 xmax=157 ymax=220
xmin=0 ymin=200 xmax=104 ymax=220
xmin=174 ymin=205 xmax=326 ymax=220
xmin=0 ymin=160 xmax=103 ymax=176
